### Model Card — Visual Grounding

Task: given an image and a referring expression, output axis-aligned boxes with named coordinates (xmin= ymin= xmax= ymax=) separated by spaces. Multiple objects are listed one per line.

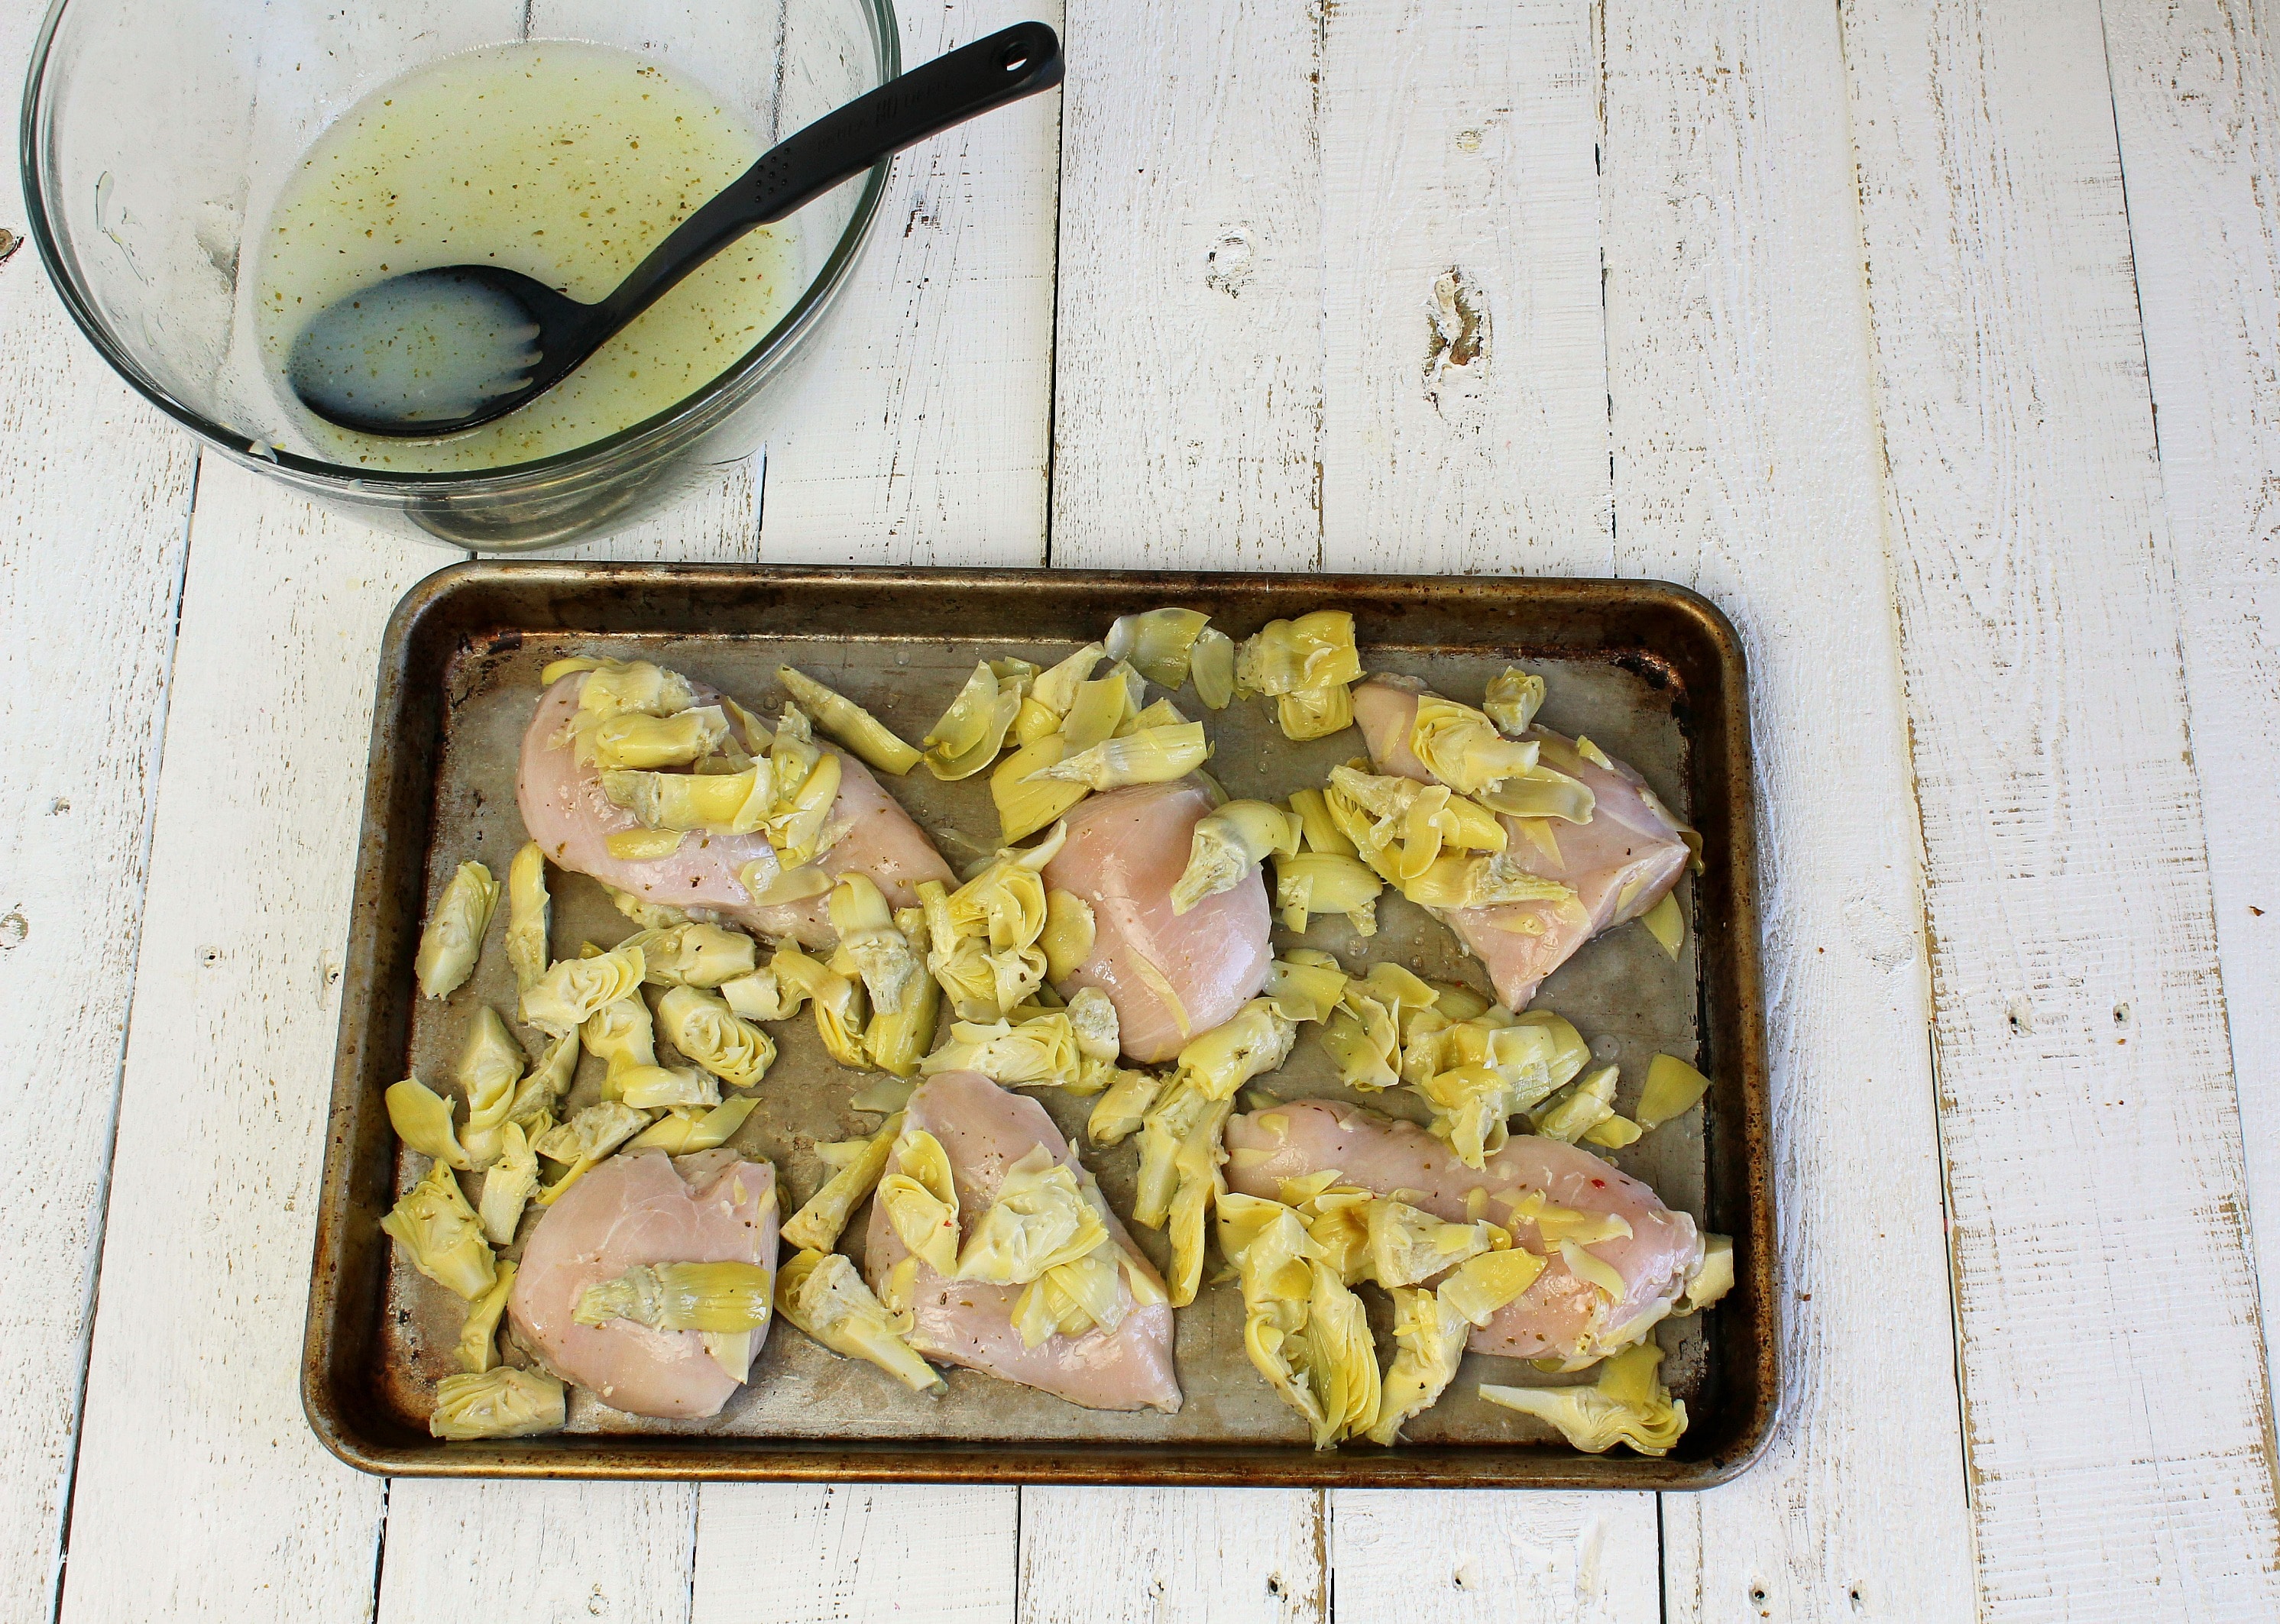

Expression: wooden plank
xmin=1333 ymin=1493 xmax=1658 ymax=1622
xmin=1019 ymin=1490 xmax=1321 ymax=1624
xmin=1596 ymin=0 xmax=1982 ymax=1615
xmin=1317 ymin=0 xmax=1614 ymax=576
xmin=1311 ymin=2 xmax=1655 ymax=1605
xmin=2104 ymin=0 xmax=2280 ymax=1403
xmin=1840 ymin=0 xmax=2280 ymax=1613
xmin=695 ymin=1486 xmax=1016 ymax=1624
xmin=1048 ymin=0 xmax=1326 ymax=569
xmin=0 ymin=84 xmax=202 ymax=1624
xmin=57 ymin=466 xmax=433 ymax=1624
xmin=758 ymin=0 xmax=1063 ymax=567
xmin=376 ymin=1483 xmax=696 ymax=1624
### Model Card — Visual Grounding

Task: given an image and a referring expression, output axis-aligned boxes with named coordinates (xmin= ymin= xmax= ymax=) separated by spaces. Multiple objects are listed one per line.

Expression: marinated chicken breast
xmin=517 ymin=671 xmax=954 ymax=946
xmin=1041 ymin=778 xmax=1273 ymax=1063
xmin=508 ymin=1148 xmax=778 ymax=1419
xmin=1351 ymin=675 xmax=1689 ymax=1009
xmin=864 ymin=1070 xmax=1182 ymax=1412
xmin=1224 ymin=1098 xmax=1699 ymax=1361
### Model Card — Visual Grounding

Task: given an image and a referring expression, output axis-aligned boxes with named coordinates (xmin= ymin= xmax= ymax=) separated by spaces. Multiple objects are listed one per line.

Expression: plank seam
xmin=47 ymin=447 xmax=203 ymax=1624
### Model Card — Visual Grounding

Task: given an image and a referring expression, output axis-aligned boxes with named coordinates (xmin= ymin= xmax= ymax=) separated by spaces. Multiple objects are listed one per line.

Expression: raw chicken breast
xmin=517 ymin=671 xmax=954 ymax=946
xmin=1352 ymin=674 xmax=1689 ymax=1010
xmin=508 ymin=1148 xmax=779 ymax=1419
xmin=864 ymin=1070 xmax=1182 ymax=1412
xmin=1224 ymin=1099 xmax=1700 ymax=1362
xmin=1041 ymin=778 xmax=1272 ymax=1063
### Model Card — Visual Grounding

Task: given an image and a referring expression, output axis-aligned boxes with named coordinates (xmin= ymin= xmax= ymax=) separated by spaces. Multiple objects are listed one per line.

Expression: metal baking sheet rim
xmin=302 ymin=560 xmax=1782 ymax=1490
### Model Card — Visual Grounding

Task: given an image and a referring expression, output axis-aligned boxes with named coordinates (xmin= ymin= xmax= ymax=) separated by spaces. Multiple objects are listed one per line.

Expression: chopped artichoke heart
xmin=601 ymin=765 xmax=765 ymax=833
xmin=1262 ymin=956 xmax=1348 ymax=1024
xmin=387 ymin=1077 xmax=471 ymax=1169
xmin=829 ymin=874 xmax=925 ymax=1014
xmin=1287 ymin=788 xmax=1357 ymax=856
xmin=575 ymin=1260 xmax=775 ymax=1334
xmin=477 ymin=1121 xmax=540 ymax=1247
xmin=1105 ymin=607 xmax=1213 ymax=687
xmin=1276 ymin=682 xmax=1355 ymax=742
xmin=1060 ymin=666 xmax=1138 ymax=751
xmin=533 ymin=1101 xmax=650 ymax=1169
xmin=1558 ymin=1238 xmax=1630 ymax=1299
xmin=719 ymin=962 xmax=800 ymax=1023
xmin=878 ymin=1129 xmax=961 ymax=1274
xmin=1438 ymin=1246 xmax=1550 ymax=1326
xmin=863 ymin=912 xmax=941 ymax=1078
xmin=1177 ymin=999 xmax=1300 ymax=1101
xmin=1504 ymin=1189 xmax=1635 ymax=1247
xmin=1273 ymin=850 xmax=1385 ymax=934
xmin=605 ymin=828 xmax=687 ymax=861
xmin=782 ymin=1113 xmax=903 ymax=1252
xmin=1012 ymin=1243 xmax=1130 ymax=1347
xmin=1639 ymin=891 xmax=1686 ymax=960
xmin=1031 ymin=642 xmax=1108 ymax=716
xmin=1483 ymin=668 xmax=1547 ymax=736
xmin=776 ymin=1249 xmax=946 ymax=1395
xmin=741 ymin=859 xmax=831 ymax=908
xmin=1535 ymin=1064 xmax=1621 ymax=1144
xmin=1190 ymin=626 xmax=1236 ymax=708
xmin=763 ymin=752 xmax=843 ymax=865
xmin=657 ymin=985 xmax=776 ymax=1089
xmin=570 ymin=658 xmax=697 ymax=720
xmin=954 ymin=1147 xmax=1108 ymax=1285
xmin=1028 ymin=722 xmax=1210 ymax=791
xmin=456 ymin=1260 xmax=517 ymax=1373
xmin=505 ymin=842 xmax=550 ymax=993
xmin=1368 ymin=1199 xmax=1504 ymax=1288
xmin=1475 ymin=762 xmax=1597 ymax=824
xmin=415 ymin=861 xmax=500 ymax=1000
xmin=633 ymin=922 xmax=758 ymax=987
xmin=778 ymin=665 xmax=922 ymax=774
xmin=1039 ymin=888 xmax=1096 ymax=981
xmin=582 ymin=993 xmax=658 ymax=1087
xmin=1399 ymin=852 xmax=1576 ymax=911
xmin=1636 ymin=1053 xmax=1711 ymax=1131
xmin=993 ymin=735 xmax=1090 ymax=843
xmin=920 ymin=1013 xmax=1081 ymax=1088
xmin=1217 ymin=1190 xmax=1380 ymax=1448
xmin=1171 ymin=800 xmax=1300 ymax=915
xmin=1132 ymin=1076 xmax=1216 ymax=1227
xmin=1089 ymin=1068 xmax=1167 ymax=1147
xmin=1583 ymin=1114 xmax=1644 ymax=1149
xmin=1676 ymin=1234 xmax=1735 ymax=1315
xmin=1235 ymin=611 xmax=1362 ymax=697
xmin=1127 ymin=696 xmax=1189 ymax=733
xmin=1416 ymin=1063 xmax=1519 ymax=1169
xmin=1367 ymin=1285 xmax=1473 ymax=1444
xmin=923 ymin=662 xmax=1022 ymax=779
xmin=1479 ymin=1341 xmax=1687 ymax=1455
xmin=591 ymin=705 xmax=730 ymax=771
xmin=522 ymin=945 xmax=646 ymax=1036
xmin=769 ymin=943 xmax=870 ymax=1068
xmin=381 ymin=1160 xmax=497 ymax=1302
xmin=430 ymin=1366 xmax=565 ymax=1439
xmin=628 ymin=1095 xmax=761 ymax=1153
xmin=1410 ymin=694 xmax=1542 ymax=793
xmin=613 ymin=1063 xmax=720 ymax=1110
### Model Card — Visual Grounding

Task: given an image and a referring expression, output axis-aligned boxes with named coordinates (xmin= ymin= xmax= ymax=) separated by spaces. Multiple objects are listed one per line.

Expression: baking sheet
xmin=306 ymin=563 xmax=1775 ymax=1487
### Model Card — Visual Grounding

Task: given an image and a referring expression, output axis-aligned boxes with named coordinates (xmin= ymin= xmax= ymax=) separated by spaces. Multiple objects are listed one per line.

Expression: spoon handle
xmin=600 ymin=21 xmax=1062 ymax=325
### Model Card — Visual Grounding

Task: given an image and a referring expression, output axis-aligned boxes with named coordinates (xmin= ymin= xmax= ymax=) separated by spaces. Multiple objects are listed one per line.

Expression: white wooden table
xmin=5 ymin=0 xmax=2276 ymax=1616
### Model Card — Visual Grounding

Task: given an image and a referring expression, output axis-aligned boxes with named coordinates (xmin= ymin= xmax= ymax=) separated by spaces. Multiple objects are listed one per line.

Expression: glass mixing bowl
xmin=23 ymin=0 xmax=895 ymax=550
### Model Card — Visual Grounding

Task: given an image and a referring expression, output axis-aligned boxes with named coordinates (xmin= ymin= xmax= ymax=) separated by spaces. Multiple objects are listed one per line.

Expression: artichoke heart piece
xmin=1483 ymin=667 xmax=1548 ymax=736
xmin=778 ymin=665 xmax=922 ymax=775
xmin=1060 ymin=664 xmax=1142 ymax=751
xmin=1410 ymin=694 xmax=1542 ymax=794
xmin=830 ymin=874 xmax=925 ymax=1015
xmin=1366 ymin=1285 xmax=1472 ymax=1445
xmin=504 ymin=842 xmax=551 ymax=994
xmin=381 ymin=1160 xmax=497 ymax=1302
xmin=1272 ymin=851 xmax=1383 ymax=937
xmin=863 ymin=910 xmax=942 ymax=1078
xmin=993 ymin=734 xmax=1091 ymax=844
xmin=522 ymin=944 xmax=646 ymax=1037
xmin=741 ymin=859 xmax=833 ymax=908
xmin=591 ymin=705 xmax=730 ymax=771
xmin=1027 ymin=723 xmax=1210 ymax=792
xmin=477 ymin=1121 xmax=540 ymax=1247
xmin=656 ymin=985 xmax=776 ymax=1090
xmin=1190 ymin=626 xmax=1236 ymax=709
xmin=1276 ymin=682 xmax=1355 ymax=742
xmin=1479 ymin=1340 xmax=1687 ymax=1456
xmin=633 ymin=922 xmax=759 ymax=988
xmin=456 ymin=1260 xmax=517 ymax=1373
xmin=1177 ymin=999 xmax=1300 ymax=1102
xmin=565 ymin=658 xmax=697 ymax=720
xmin=1235 ymin=611 xmax=1362 ymax=697
xmin=1639 ymin=891 xmax=1686 ymax=960
xmin=877 ymin=1128 xmax=960 ymax=1275
xmin=601 ymin=765 xmax=766 ymax=834
xmin=1367 ymin=1198 xmax=1505 ymax=1289
xmin=1088 ymin=1067 xmax=1167 ymax=1147
xmin=1106 ymin=607 xmax=1213 ymax=687
xmin=605 ymin=828 xmax=686 ymax=862
xmin=1261 ymin=954 xmax=1349 ymax=1025
xmin=1032 ymin=642 xmax=1108 ymax=717
xmin=628 ymin=1095 xmax=761 ymax=1154
xmin=1474 ymin=760 xmax=1596 ymax=825
xmin=1534 ymin=1064 xmax=1621 ymax=1144
xmin=782 ymin=1113 xmax=903 ymax=1253
xmin=533 ymin=1102 xmax=653 ymax=1204
xmin=1162 ymin=1094 xmax=1236 ymax=1306
xmin=923 ymin=661 xmax=1022 ymax=780
xmin=772 ymin=942 xmax=871 ymax=1069
xmin=776 ymin=1248 xmax=947 ymax=1396
xmin=1635 ymin=1053 xmax=1711 ymax=1131
xmin=1039 ymin=888 xmax=1096 ymax=982
xmin=455 ymin=1006 xmax=526 ymax=1160
xmin=954 ymin=1146 xmax=1107 ymax=1286
xmin=387 ymin=1076 xmax=471 ymax=1170
xmin=612 ymin=1063 xmax=721 ymax=1111
xmin=1675 ymin=1234 xmax=1735 ymax=1315
xmin=575 ymin=1260 xmax=776 ymax=1334
xmin=415 ymin=861 xmax=500 ymax=1000
xmin=583 ymin=994 xmax=658 ymax=1093
xmin=429 ymin=1366 xmax=565 ymax=1440
xmin=1171 ymin=800 xmax=1300 ymax=916
xmin=1011 ymin=1245 xmax=1129 ymax=1348
xmin=1216 ymin=1191 xmax=1381 ymax=1449
xmin=920 ymin=1013 xmax=1081 ymax=1089
xmin=601 ymin=882 xmax=689 ymax=930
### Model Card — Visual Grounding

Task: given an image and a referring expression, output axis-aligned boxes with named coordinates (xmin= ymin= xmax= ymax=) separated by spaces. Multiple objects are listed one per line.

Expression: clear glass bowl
xmin=22 ymin=0 xmax=896 ymax=550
